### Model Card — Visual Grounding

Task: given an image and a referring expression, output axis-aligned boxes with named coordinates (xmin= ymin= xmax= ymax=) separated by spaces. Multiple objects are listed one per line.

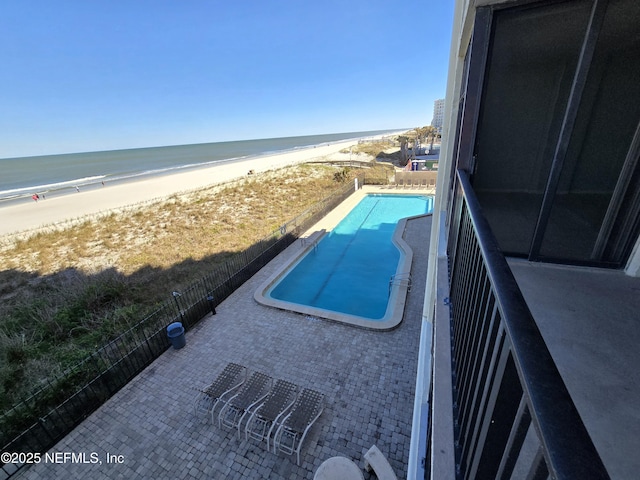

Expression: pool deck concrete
xmin=15 ymin=187 xmax=433 ymax=480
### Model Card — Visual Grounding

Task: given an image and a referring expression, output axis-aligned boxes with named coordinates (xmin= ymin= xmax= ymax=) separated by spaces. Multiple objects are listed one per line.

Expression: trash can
xmin=167 ymin=322 xmax=186 ymax=349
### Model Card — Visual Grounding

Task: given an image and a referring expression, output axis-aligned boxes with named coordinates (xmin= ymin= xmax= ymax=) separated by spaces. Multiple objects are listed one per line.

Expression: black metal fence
xmin=446 ymin=170 xmax=609 ymax=479
xmin=0 ymin=179 xmax=361 ymax=477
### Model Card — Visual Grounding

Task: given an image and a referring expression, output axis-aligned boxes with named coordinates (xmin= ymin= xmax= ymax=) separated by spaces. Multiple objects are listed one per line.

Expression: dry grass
xmin=1 ymin=164 xmax=338 ymax=281
xmin=342 ymin=141 xmax=404 ymax=165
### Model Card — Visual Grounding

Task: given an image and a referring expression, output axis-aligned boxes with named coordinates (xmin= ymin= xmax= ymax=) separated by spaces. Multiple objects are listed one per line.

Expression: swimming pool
xmin=255 ymin=194 xmax=433 ymax=329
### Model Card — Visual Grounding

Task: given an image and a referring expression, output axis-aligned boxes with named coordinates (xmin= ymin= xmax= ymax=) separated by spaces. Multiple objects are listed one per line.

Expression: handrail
xmin=299 ymin=237 xmax=319 ymax=251
xmin=447 ymin=169 xmax=609 ymax=479
xmin=388 ymin=273 xmax=412 ymax=296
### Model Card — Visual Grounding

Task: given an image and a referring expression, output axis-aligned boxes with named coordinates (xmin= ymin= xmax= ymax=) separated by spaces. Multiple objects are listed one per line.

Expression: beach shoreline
xmin=0 ymin=137 xmax=382 ymax=237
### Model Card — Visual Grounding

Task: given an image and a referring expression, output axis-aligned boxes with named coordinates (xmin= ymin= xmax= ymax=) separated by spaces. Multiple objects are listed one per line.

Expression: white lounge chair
xmin=218 ymin=371 xmax=273 ymax=435
xmin=193 ymin=363 xmax=246 ymax=420
xmin=245 ymin=379 xmax=299 ymax=450
xmin=273 ymin=388 xmax=324 ymax=465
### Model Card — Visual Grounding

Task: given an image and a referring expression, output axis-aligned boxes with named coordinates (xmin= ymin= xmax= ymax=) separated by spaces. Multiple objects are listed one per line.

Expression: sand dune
xmin=0 ymin=139 xmax=365 ymax=237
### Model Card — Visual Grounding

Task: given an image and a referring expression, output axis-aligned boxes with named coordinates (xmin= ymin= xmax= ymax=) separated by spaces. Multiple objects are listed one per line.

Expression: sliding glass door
xmin=469 ymin=0 xmax=640 ymax=267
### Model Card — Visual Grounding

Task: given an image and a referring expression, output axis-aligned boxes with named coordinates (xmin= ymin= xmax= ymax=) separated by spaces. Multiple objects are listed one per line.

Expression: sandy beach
xmin=0 ymin=139 xmax=367 ymax=237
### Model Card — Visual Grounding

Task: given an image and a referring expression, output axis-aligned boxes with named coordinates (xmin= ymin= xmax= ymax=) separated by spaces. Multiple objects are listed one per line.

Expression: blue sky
xmin=1 ymin=1 xmax=454 ymax=158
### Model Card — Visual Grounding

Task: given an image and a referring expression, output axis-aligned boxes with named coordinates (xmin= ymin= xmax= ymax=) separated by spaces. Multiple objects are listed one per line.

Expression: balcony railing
xmin=445 ymin=170 xmax=609 ymax=479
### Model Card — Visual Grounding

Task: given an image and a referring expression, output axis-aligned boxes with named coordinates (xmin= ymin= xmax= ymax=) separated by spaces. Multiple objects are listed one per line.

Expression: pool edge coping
xmin=253 ymin=193 xmax=432 ymax=330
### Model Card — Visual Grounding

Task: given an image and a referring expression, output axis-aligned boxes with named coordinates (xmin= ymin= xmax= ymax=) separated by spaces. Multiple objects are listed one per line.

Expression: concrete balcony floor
xmin=507 ymin=259 xmax=640 ymax=480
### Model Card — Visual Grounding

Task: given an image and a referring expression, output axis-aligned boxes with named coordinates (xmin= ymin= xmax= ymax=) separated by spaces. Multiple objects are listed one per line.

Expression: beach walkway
xmin=14 ymin=198 xmax=431 ymax=480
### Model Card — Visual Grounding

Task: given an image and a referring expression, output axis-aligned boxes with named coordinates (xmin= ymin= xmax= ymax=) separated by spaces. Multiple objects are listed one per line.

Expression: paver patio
xmin=16 ymin=192 xmax=431 ymax=480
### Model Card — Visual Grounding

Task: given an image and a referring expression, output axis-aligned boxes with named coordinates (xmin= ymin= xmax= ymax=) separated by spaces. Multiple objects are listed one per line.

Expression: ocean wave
xmin=0 ymin=158 xmax=251 ymax=201
xmin=0 ymin=130 xmax=396 ymax=202
xmin=100 ymin=156 xmax=248 ymax=183
xmin=0 ymin=175 xmax=107 ymax=199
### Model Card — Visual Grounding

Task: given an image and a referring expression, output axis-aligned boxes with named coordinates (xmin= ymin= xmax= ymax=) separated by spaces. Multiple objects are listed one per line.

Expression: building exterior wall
xmin=407 ymin=2 xmax=470 ymax=479
xmin=412 ymin=0 xmax=640 ymax=477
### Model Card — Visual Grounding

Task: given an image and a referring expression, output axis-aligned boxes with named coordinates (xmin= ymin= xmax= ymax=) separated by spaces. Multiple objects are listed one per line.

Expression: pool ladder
xmin=389 ymin=273 xmax=411 ymax=296
xmin=300 ymin=237 xmax=319 ymax=251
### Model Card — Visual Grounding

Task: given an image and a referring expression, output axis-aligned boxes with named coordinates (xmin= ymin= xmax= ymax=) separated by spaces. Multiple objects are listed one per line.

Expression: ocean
xmin=0 ymin=130 xmax=398 ymax=204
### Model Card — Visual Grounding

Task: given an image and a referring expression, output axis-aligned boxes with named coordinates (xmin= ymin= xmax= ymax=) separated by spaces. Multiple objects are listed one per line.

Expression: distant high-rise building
xmin=431 ymin=98 xmax=445 ymax=132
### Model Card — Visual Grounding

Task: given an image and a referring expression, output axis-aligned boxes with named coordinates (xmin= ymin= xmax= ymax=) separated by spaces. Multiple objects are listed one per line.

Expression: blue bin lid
xmin=167 ymin=321 xmax=183 ymax=332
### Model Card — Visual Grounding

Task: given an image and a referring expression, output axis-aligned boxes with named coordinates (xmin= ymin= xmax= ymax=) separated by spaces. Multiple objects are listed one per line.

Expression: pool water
xmin=268 ymin=194 xmax=433 ymax=320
